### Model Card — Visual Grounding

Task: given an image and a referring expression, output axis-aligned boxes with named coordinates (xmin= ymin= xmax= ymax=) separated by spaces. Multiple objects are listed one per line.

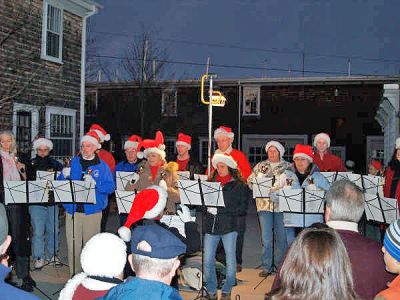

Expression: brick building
xmin=86 ymin=76 xmax=400 ymax=172
xmin=0 ymin=0 xmax=100 ymax=159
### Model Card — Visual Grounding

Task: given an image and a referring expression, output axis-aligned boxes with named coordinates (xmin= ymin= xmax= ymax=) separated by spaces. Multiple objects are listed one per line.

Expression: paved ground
xmin=28 ymin=200 xmax=268 ymax=299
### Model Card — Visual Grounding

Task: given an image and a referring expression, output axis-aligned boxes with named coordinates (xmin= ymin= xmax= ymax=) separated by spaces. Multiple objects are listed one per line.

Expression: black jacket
xmin=205 ymin=180 xmax=251 ymax=235
xmin=185 ymin=156 xmax=204 ymax=180
xmin=27 ymin=155 xmax=63 ymax=180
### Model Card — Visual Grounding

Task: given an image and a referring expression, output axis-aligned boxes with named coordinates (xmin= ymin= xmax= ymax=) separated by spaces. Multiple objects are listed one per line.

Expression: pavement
xmin=27 ymin=200 xmax=271 ymax=299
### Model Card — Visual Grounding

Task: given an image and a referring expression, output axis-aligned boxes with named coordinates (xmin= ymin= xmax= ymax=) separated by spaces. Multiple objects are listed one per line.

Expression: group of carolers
xmin=0 ymin=123 xmax=360 ymax=297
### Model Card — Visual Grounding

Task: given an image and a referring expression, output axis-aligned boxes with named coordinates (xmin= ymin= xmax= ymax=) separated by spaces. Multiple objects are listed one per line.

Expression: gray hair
xmin=325 ymin=179 xmax=365 ymax=223
xmin=131 ymin=254 xmax=178 ymax=278
xmin=0 ymin=131 xmax=17 ymax=154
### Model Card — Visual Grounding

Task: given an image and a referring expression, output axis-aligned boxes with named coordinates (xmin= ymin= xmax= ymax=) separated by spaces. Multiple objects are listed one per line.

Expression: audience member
xmin=100 ymin=224 xmax=186 ymax=300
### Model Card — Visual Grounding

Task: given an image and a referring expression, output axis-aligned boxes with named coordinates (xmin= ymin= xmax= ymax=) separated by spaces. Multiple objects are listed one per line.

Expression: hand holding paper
xmin=83 ymin=174 xmax=96 ymax=185
xmin=207 ymin=207 xmax=217 ymax=215
xmin=177 ymin=204 xmax=194 ymax=223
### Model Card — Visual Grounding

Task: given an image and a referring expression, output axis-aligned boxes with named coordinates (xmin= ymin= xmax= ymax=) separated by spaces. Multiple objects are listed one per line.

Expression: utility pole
xmin=302 ymin=51 xmax=305 ymax=77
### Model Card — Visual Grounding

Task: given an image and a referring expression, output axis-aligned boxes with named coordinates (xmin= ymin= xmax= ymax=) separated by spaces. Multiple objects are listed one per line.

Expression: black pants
xmin=101 ymin=194 xmax=113 ymax=232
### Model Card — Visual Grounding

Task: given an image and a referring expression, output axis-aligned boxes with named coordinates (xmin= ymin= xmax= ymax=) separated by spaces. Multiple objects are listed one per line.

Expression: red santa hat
xmin=124 ymin=134 xmax=142 ymax=150
xmin=212 ymin=153 xmax=238 ymax=169
xmin=80 ymin=131 xmax=101 ymax=149
xmin=89 ymin=124 xmax=110 ymax=143
xmin=313 ymin=132 xmax=331 ymax=148
xmin=136 ymin=131 xmax=166 ymax=160
xmin=176 ymin=133 xmax=191 ymax=150
xmin=214 ymin=126 xmax=234 ymax=140
xmin=265 ymin=141 xmax=285 ymax=159
xmin=370 ymin=159 xmax=383 ymax=171
xmin=33 ymin=137 xmax=53 ymax=151
xmin=118 ymin=186 xmax=167 ymax=242
xmin=293 ymin=144 xmax=314 ymax=162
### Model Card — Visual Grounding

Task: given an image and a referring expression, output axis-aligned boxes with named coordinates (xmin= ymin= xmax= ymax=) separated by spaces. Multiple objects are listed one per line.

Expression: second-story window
xmin=242 ymin=86 xmax=260 ymax=116
xmin=161 ymin=89 xmax=177 ymax=117
xmin=41 ymin=2 xmax=63 ymax=63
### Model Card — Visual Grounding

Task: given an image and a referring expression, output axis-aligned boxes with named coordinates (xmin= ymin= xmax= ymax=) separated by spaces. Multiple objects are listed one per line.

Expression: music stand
xmin=364 ymin=193 xmax=398 ymax=225
xmin=177 ymin=179 xmax=224 ymax=299
xmin=321 ymin=171 xmax=352 ymax=185
xmin=177 ymin=171 xmax=191 ymax=181
xmin=194 ymin=174 xmax=208 ymax=182
xmin=115 ymin=190 xmax=136 ymax=214
xmin=363 ymin=175 xmax=384 ymax=197
xmin=115 ymin=171 xmax=138 ymax=191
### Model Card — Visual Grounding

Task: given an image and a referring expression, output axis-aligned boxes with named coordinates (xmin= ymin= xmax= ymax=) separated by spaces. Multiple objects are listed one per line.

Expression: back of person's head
xmin=268 ymin=227 xmax=358 ymax=300
xmin=129 ymin=224 xmax=186 ymax=283
xmin=325 ymin=179 xmax=365 ymax=223
xmin=383 ymin=219 xmax=400 ymax=274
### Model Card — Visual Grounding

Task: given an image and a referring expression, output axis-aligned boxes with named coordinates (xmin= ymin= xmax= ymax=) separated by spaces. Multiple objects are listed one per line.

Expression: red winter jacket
xmin=383 ymin=167 xmax=400 ymax=205
xmin=313 ymin=151 xmax=346 ymax=172
xmin=210 ymin=148 xmax=252 ymax=180
xmin=97 ymin=149 xmax=116 ymax=174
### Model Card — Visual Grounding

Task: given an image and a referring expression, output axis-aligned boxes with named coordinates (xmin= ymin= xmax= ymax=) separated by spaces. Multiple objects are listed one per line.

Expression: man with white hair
xmin=60 ymin=131 xmax=115 ymax=276
xmin=313 ymin=132 xmax=345 ymax=172
xmin=101 ymin=224 xmax=186 ymax=300
xmin=27 ymin=137 xmax=63 ymax=269
xmin=212 ymin=126 xmax=252 ymax=180
xmin=0 ymin=204 xmax=39 ymax=299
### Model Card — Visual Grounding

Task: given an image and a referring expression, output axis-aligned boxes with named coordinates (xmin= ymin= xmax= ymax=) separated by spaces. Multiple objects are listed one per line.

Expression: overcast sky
xmin=89 ymin=0 xmax=400 ymax=80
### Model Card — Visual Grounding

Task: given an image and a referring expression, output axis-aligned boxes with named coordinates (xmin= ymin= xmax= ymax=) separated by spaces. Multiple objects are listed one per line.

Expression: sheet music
xmin=115 ymin=171 xmax=138 ymax=191
xmin=252 ymin=177 xmax=273 ymax=198
xmin=362 ymin=175 xmax=384 ymax=197
xmin=364 ymin=193 xmax=398 ymax=224
xmin=115 ymin=190 xmax=136 ymax=214
xmin=28 ymin=181 xmax=50 ymax=203
xmin=4 ymin=181 xmax=49 ymax=205
xmin=72 ymin=181 xmax=96 ymax=204
xmin=177 ymin=180 xmax=225 ymax=207
xmin=160 ymin=215 xmax=186 ymax=237
xmin=321 ymin=172 xmax=353 ymax=184
xmin=304 ymin=190 xmax=325 ymax=213
xmin=177 ymin=171 xmax=190 ymax=180
xmin=278 ymin=189 xmax=302 ymax=213
xmin=51 ymin=181 xmax=73 ymax=203
xmin=194 ymin=174 xmax=208 ymax=181
xmin=346 ymin=173 xmax=363 ymax=190
xmin=36 ymin=170 xmax=61 ymax=181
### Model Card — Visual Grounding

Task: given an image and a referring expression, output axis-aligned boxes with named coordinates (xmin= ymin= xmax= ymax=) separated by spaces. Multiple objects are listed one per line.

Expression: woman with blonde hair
xmin=267 ymin=226 xmax=359 ymax=300
xmin=0 ymin=131 xmax=35 ymax=292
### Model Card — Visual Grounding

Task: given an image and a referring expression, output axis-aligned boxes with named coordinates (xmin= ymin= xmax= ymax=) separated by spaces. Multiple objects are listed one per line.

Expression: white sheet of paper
xmin=160 ymin=215 xmax=186 ymax=237
xmin=50 ymin=180 xmax=73 ymax=203
xmin=278 ymin=189 xmax=303 ymax=213
xmin=364 ymin=193 xmax=398 ymax=224
xmin=177 ymin=180 xmax=225 ymax=207
xmin=252 ymin=177 xmax=273 ymax=198
xmin=115 ymin=171 xmax=138 ymax=191
xmin=346 ymin=173 xmax=363 ymax=189
xmin=72 ymin=181 xmax=96 ymax=204
xmin=28 ymin=180 xmax=50 ymax=203
xmin=363 ymin=175 xmax=384 ymax=197
xmin=36 ymin=170 xmax=61 ymax=181
xmin=321 ymin=172 xmax=353 ymax=184
xmin=304 ymin=190 xmax=325 ymax=213
xmin=193 ymin=174 xmax=208 ymax=181
xmin=201 ymin=181 xmax=225 ymax=207
xmin=4 ymin=180 xmax=49 ymax=204
xmin=177 ymin=171 xmax=191 ymax=180
xmin=115 ymin=190 xmax=136 ymax=214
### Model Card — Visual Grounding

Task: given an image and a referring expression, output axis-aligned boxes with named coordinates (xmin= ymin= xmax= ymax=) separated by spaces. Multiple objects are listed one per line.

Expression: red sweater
xmin=97 ymin=149 xmax=116 ymax=173
xmin=72 ymin=284 xmax=109 ymax=300
xmin=210 ymin=148 xmax=252 ymax=180
xmin=313 ymin=151 xmax=346 ymax=172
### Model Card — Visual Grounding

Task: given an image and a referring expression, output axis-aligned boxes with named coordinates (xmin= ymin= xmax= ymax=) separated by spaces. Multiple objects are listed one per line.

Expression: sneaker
xmin=19 ymin=275 xmax=36 ymax=292
xmin=33 ymin=258 xmax=45 ymax=270
xmin=236 ymin=264 xmax=242 ymax=272
xmin=208 ymin=293 xmax=217 ymax=300
xmin=221 ymin=293 xmax=231 ymax=300
xmin=259 ymin=270 xmax=271 ymax=277
xmin=49 ymin=255 xmax=62 ymax=266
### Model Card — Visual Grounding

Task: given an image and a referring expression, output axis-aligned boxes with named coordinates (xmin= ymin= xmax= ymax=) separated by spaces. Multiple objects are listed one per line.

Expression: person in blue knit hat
xmin=375 ymin=219 xmax=400 ymax=300
xmin=100 ymin=224 xmax=187 ymax=300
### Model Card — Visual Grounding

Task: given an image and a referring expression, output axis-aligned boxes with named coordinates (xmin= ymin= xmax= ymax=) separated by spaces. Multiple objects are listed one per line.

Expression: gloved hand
xmin=207 ymin=207 xmax=217 ymax=215
xmin=130 ymin=173 xmax=139 ymax=184
xmin=306 ymin=184 xmax=317 ymax=190
xmin=83 ymin=174 xmax=96 ymax=185
xmin=62 ymin=167 xmax=71 ymax=179
xmin=177 ymin=204 xmax=195 ymax=223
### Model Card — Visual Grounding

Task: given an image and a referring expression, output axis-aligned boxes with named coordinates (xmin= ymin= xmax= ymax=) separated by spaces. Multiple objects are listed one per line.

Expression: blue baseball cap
xmin=131 ymin=224 xmax=186 ymax=259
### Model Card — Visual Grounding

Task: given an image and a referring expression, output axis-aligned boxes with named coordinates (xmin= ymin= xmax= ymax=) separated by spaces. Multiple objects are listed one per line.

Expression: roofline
xmin=87 ymin=75 xmax=400 ymax=90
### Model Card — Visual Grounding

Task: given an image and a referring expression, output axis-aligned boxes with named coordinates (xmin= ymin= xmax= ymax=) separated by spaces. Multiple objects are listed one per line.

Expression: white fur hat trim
xmin=143 ymin=185 xmax=168 ymax=219
xmin=93 ymin=129 xmax=110 ymax=143
xmin=293 ymin=152 xmax=313 ymax=162
xmin=212 ymin=153 xmax=238 ymax=169
xmin=33 ymin=138 xmax=53 ymax=151
xmin=80 ymin=135 xmax=101 ymax=149
xmin=176 ymin=141 xmax=191 ymax=150
xmin=143 ymin=147 xmax=166 ymax=160
xmin=313 ymin=133 xmax=331 ymax=148
xmin=124 ymin=141 xmax=139 ymax=150
xmin=214 ymin=127 xmax=234 ymax=140
xmin=265 ymin=141 xmax=285 ymax=158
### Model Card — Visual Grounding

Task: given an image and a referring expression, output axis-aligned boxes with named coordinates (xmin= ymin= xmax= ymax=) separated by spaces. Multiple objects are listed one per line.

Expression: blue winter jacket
xmin=0 ymin=264 xmax=39 ymax=300
xmin=288 ymin=163 xmax=330 ymax=191
xmin=60 ymin=156 xmax=115 ymax=215
xmin=99 ymin=277 xmax=183 ymax=300
xmin=114 ymin=160 xmax=141 ymax=178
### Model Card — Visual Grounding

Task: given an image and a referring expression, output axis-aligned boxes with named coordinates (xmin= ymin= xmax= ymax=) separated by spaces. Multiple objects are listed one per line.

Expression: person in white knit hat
xmin=313 ymin=132 xmax=345 ymax=172
xmin=59 ymin=233 xmax=126 ymax=300
xmin=247 ymin=140 xmax=299 ymax=277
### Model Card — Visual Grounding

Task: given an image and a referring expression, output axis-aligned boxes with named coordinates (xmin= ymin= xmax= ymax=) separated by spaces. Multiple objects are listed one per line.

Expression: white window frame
xmin=161 ymin=89 xmax=178 ymax=117
xmin=242 ymin=86 xmax=260 ymax=116
xmin=41 ymin=0 xmax=64 ymax=64
xmin=45 ymin=106 xmax=76 ymax=157
xmin=12 ymin=103 xmax=40 ymax=157
xmin=198 ymin=136 xmax=217 ymax=167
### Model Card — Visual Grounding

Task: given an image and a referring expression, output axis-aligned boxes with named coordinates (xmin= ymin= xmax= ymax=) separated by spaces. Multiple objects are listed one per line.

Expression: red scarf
xmin=216 ymin=174 xmax=233 ymax=186
xmin=150 ymin=164 xmax=161 ymax=181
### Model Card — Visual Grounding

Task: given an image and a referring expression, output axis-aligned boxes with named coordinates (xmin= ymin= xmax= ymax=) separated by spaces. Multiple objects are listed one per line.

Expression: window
xmin=12 ymin=103 xmax=39 ymax=156
xmin=242 ymin=86 xmax=260 ymax=116
xmin=161 ymin=89 xmax=177 ymax=116
xmin=164 ymin=138 xmax=177 ymax=161
xmin=41 ymin=2 xmax=63 ymax=63
xmin=199 ymin=137 xmax=216 ymax=167
xmin=85 ymin=90 xmax=97 ymax=116
xmin=46 ymin=106 xmax=76 ymax=160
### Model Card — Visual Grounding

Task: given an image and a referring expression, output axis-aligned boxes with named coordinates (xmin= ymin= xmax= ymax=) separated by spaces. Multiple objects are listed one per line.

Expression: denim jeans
xmin=29 ymin=205 xmax=59 ymax=259
xmin=285 ymin=227 xmax=297 ymax=245
xmin=258 ymin=211 xmax=287 ymax=271
xmin=204 ymin=231 xmax=237 ymax=294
